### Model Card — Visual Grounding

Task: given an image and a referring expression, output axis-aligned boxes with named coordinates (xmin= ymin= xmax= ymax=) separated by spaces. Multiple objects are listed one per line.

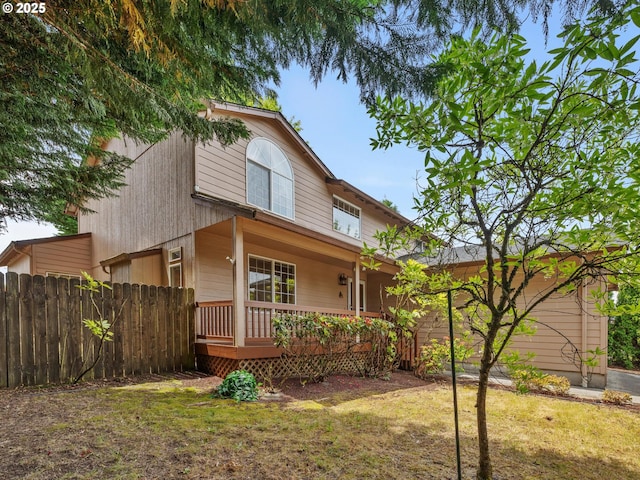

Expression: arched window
xmin=246 ymin=138 xmax=294 ymax=219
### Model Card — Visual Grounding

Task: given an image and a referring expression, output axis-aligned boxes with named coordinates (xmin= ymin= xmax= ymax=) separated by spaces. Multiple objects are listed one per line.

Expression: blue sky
xmin=276 ymin=65 xmax=425 ymax=216
xmin=0 ymin=9 xmax=588 ymax=253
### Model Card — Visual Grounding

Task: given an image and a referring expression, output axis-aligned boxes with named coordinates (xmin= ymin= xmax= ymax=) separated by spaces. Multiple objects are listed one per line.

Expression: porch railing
xmin=196 ymin=300 xmax=234 ymax=343
xmin=196 ymin=300 xmax=383 ymax=344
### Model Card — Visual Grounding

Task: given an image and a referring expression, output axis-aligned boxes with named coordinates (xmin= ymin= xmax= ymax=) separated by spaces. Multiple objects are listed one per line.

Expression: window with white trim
xmin=46 ymin=272 xmax=81 ymax=280
xmin=333 ymin=196 xmax=361 ymax=239
xmin=246 ymin=138 xmax=294 ymax=219
xmin=168 ymin=247 xmax=182 ymax=287
xmin=248 ymin=255 xmax=295 ymax=304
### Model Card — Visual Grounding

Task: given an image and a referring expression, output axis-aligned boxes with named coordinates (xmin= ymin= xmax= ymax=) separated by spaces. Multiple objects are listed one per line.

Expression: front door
xmin=347 ymin=279 xmax=366 ymax=312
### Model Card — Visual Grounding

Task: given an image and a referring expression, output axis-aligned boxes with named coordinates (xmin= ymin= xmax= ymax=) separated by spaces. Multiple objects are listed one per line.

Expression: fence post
xmin=6 ymin=273 xmax=20 ymax=387
xmin=19 ymin=274 xmax=34 ymax=386
xmin=168 ymin=286 xmax=178 ymax=370
xmin=0 ymin=273 xmax=7 ymax=388
xmin=149 ymin=285 xmax=159 ymax=374
xmin=157 ymin=286 xmax=168 ymax=372
xmin=120 ymin=283 xmax=133 ymax=376
xmin=140 ymin=284 xmax=151 ymax=374
xmin=101 ymin=282 xmax=114 ymax=379
xmin=112 ymin=283 xmax=125 ymax=378
xmin=131 ymin=284 xmax=141 ymax=375
xmin=32 ymin=275 xmax=47 ymax=385
xmin=185 ymin=288 xmax=196 ymax=370
xmin=45 ymin=276 xmax=60 ymax=384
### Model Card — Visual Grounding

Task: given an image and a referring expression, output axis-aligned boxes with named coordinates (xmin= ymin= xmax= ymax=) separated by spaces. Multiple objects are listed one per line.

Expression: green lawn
xmin=2 ymin=374 xmax=638 ymax=479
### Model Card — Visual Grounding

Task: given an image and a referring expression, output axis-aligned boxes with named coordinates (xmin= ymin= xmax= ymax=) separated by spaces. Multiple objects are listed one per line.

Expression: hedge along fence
xmin=0 ymin=272 xmax=195 ymax=388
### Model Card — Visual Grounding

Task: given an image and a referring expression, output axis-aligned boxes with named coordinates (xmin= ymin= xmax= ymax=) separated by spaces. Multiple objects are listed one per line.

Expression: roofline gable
xmin=205 ymin=101 xmax=335 ymax=179
xmin=0 ymin=233 xmax=92 ymax=267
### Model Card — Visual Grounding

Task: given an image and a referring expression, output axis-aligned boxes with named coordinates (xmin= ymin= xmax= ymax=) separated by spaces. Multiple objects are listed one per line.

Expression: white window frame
xmin=168 ymin=247 xmax=182 ymax=262
xmin=168 ymin=247 xmax=183 ymax=287
xmin=246 ymin=137 xmax=295 ymax=220
xmin=247 ymin=254 xmax=296 ymax=304
xmin=332 ymin=196 xmax=361 ymax=239
xmin=46 ymin=272 xmax=81 ymax=280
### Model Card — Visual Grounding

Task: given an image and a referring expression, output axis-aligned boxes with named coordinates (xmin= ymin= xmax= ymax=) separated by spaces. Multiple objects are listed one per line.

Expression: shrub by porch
xmin=197 ymin=312 xmax=405 ymax=383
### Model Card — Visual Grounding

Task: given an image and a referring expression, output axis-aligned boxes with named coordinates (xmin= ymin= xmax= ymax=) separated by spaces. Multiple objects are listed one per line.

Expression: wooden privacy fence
xmin=0 ymin=272 xmax=195 ymax=388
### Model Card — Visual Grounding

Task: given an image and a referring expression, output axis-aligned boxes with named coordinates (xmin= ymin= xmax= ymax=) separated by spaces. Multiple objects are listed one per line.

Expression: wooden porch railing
xmin=196 ymin=300 xmax=234 ymax=343
xmin=196 ymin=300 xmax=383 ymax=344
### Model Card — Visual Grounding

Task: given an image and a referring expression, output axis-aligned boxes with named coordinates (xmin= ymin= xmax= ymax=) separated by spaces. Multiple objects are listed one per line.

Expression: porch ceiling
xmin=243 ymin=230 xmax=351 ymax=267
xmin=197 ymin=216 xmax=398 ymax=273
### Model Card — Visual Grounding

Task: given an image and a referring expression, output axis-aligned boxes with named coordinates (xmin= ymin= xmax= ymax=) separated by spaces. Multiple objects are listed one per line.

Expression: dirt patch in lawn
xmin=260 ymin=370 xmax=445 ymax=403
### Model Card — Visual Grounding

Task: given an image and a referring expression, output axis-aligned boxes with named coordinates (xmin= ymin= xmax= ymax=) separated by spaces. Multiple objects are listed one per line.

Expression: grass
xmin=2 ymin=376 xmax=639 ymax=479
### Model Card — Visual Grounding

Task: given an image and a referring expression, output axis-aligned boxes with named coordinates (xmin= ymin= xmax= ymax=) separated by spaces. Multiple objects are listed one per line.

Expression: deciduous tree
xmin=368 ymin=5 xmax=640 ymax=478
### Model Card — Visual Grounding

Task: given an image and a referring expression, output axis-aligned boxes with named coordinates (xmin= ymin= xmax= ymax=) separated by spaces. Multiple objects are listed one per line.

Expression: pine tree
xmin=1 ymin=0 xmax=612 ymax=232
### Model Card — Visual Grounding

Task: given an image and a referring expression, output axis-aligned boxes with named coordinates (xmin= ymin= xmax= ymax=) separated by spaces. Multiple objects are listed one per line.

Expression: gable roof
xmin=0 ymin=233 xmax=92 ymax=266
xmin=206 ymin=101 xmax=334 ymax=178
xmin=207 ymin=101 xmax=412 ymax=226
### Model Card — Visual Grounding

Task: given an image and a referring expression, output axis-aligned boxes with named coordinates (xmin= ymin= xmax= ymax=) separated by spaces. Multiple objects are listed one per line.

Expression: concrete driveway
xmin=607 ymin=368 xmax=640 ymax=395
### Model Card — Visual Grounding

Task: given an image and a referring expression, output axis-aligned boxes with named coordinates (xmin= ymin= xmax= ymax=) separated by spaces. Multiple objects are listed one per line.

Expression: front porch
xmin=195 ymin=300 xmax=385 ymax=378
xmin=193 ymin=215 xmax=400 ymax=378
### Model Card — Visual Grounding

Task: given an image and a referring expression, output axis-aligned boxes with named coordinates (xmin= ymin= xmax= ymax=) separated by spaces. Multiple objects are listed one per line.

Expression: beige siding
xmin=79 ymin=133 xmax=233 ymax=277
xmin=80 ymin=133 xmax=195 ymax=264
xmin=416 ymin=269 xmax=608 ymax=378
xmin=79 ymin=108 xmax=401 ymax=306
xmin=7 ymin=253 xmax=31 ymax=275
xmin=161 ymin=235 xmax=195 ymax=289
xmin=31 ymin=237 xmax=91 ymax=277
xmin=194 ymin=228 xmax=234 ymax=301
xmin=130 ymin=254 xmax=163 ymax=286
xmin=195 ymin=114 xmax=395 ymax=250
xmin=110 ymin=262 xmax=131 ymax=284
xmin=194 ymin=224 xmax=390 ymax=311
xmin=245 ymin=240 xmax=351 ymax=310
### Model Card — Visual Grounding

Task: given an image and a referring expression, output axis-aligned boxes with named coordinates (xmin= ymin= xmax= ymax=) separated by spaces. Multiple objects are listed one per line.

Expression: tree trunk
xmin=476 ymin=362 xmax=492 ymax=479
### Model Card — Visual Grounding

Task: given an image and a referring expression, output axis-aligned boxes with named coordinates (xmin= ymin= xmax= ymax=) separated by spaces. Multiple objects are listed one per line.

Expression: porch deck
xmin=194 ymin=300 xmax=385 ymax=377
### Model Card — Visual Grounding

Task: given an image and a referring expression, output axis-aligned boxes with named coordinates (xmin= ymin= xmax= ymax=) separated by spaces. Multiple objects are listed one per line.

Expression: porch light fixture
xmin=338 ymin=273 xmax=348 ymax=285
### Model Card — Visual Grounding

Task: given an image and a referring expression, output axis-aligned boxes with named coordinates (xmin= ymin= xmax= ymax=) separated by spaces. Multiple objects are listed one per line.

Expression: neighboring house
xmin=0 ymin=102 xmax=406 ymax=377
xmin=0 ymin=233 xmax=92 ymax=278
xmin=410 ymin=245 xmax=609 ymax=387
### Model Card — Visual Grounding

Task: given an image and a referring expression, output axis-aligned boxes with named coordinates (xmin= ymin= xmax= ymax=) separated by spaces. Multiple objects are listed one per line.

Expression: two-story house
xmin=3 ymin=102 xmax=407 ymax=377
xmin=0 ymin=102 xmax=613 ymax=386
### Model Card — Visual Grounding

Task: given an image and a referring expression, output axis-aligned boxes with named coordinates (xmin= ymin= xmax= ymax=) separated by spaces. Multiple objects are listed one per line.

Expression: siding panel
xmin=194 ymin=114 xmax=397 ymax=249
xmin=32 ymin=237 xmax=92 ymax=277
xmin=416 ymin=270 xmax=608 ymax=378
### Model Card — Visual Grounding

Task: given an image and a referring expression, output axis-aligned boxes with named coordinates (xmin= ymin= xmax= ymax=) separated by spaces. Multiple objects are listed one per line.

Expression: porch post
xmin=232 ymin=216 xmax=246 ymax=347
xmin=354 ymin=256 xmax=361 ymax=314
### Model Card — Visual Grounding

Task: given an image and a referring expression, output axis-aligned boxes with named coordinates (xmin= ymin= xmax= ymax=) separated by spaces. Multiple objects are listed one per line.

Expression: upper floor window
xmin=333 ymin=196 xmax=361 ymax=239
xmin=246 ymin=138 xmax=294 ymax=219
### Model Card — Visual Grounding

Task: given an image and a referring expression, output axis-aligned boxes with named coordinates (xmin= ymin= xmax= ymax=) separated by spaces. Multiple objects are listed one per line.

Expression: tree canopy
xmin=1 ymin=0 xmax=614 ymax=233
xmin=367 ymin=3 xmax=640 ymax=478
